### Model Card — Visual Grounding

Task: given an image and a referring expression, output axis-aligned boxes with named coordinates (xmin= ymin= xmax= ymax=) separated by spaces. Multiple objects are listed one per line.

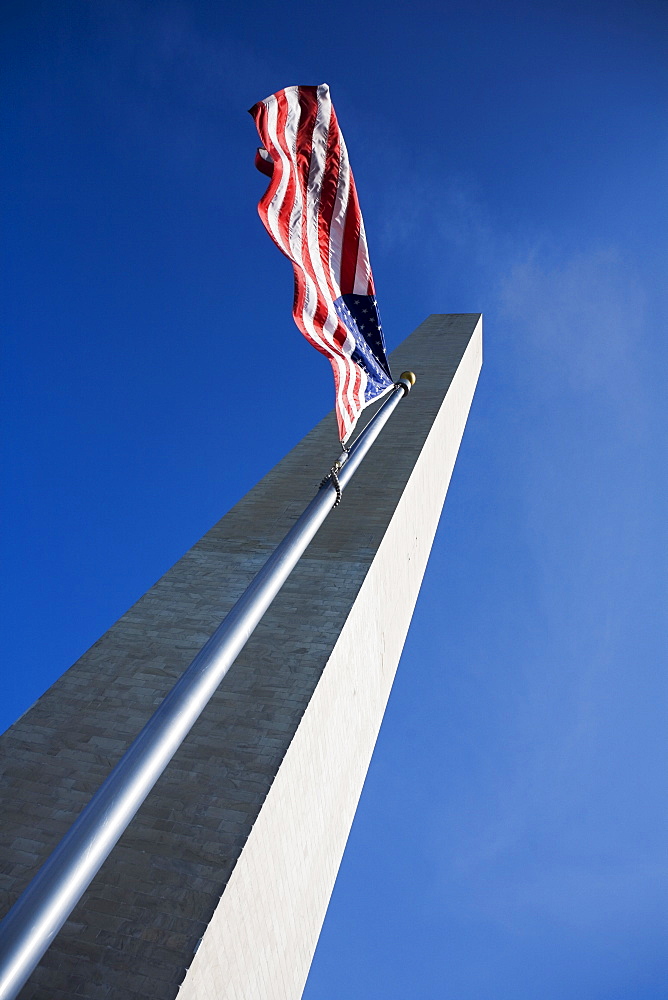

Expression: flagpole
xmin=0 ymin=372 xmax=416 ymax=1000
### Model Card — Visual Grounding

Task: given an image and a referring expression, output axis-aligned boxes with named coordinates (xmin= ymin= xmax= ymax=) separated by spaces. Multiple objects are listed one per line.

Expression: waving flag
xmin=250 ymin=83 xmax=394 ymax=443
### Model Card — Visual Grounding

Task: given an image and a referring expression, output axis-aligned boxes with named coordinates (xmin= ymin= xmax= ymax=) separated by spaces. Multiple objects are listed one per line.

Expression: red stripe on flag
xmin=339 ymin=183 xmax=362 ymax=293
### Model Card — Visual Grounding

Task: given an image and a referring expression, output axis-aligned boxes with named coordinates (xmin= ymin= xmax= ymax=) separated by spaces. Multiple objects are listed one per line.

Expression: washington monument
xmin=1 ymin=311 xmax=481 ymax=998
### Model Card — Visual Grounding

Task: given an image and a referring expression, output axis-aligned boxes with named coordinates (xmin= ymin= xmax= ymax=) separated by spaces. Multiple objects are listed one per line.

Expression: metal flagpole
xmin=0 ymin=372 xmax=416 ymax=1000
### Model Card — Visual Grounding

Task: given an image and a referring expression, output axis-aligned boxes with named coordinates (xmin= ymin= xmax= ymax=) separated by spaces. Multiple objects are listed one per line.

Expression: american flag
xmin=250 ymin=83 xmax=394 ymax=444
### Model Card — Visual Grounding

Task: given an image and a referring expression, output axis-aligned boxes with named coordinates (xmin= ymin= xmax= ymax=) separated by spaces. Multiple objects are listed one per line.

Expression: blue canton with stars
xmin=333 ymin=294 xmax=393 ymax=402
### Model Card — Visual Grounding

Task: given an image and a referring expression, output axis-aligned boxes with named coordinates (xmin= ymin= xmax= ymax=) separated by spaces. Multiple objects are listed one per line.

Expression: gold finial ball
xmin=400 ymin=371 xmax=417 ymax=386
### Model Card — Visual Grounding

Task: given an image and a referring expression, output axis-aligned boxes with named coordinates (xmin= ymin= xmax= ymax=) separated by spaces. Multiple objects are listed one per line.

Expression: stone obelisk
xmin=0 ymin=313 xmax=482 ymax=1000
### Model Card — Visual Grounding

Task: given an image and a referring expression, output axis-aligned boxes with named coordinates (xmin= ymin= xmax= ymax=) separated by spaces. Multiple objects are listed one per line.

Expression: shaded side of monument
xmin=0 ymin=314 xmax=482 ymax=1000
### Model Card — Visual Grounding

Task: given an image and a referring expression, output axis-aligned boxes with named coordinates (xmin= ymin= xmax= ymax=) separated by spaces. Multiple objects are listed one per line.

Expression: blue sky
xmin=1 ymin=1 xmax=667 ymax=997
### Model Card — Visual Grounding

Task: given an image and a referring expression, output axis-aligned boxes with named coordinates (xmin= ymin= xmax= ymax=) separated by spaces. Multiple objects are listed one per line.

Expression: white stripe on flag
xmin=328 ymin=132 xmax=351 ymax=293
xmin=353 ymin=217 xmax=372 ymax=295
xmin=304 ymin=89 xmax=360 ymax=425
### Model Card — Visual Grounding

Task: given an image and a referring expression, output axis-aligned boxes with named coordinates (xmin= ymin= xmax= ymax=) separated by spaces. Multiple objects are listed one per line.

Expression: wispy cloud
xmin=499 ymin=245 xmax=647 ymax=407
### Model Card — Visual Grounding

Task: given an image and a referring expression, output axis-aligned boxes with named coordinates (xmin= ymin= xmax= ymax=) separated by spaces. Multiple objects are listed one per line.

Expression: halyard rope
xmin=319 ymin=461 xmax=343 ymax=507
